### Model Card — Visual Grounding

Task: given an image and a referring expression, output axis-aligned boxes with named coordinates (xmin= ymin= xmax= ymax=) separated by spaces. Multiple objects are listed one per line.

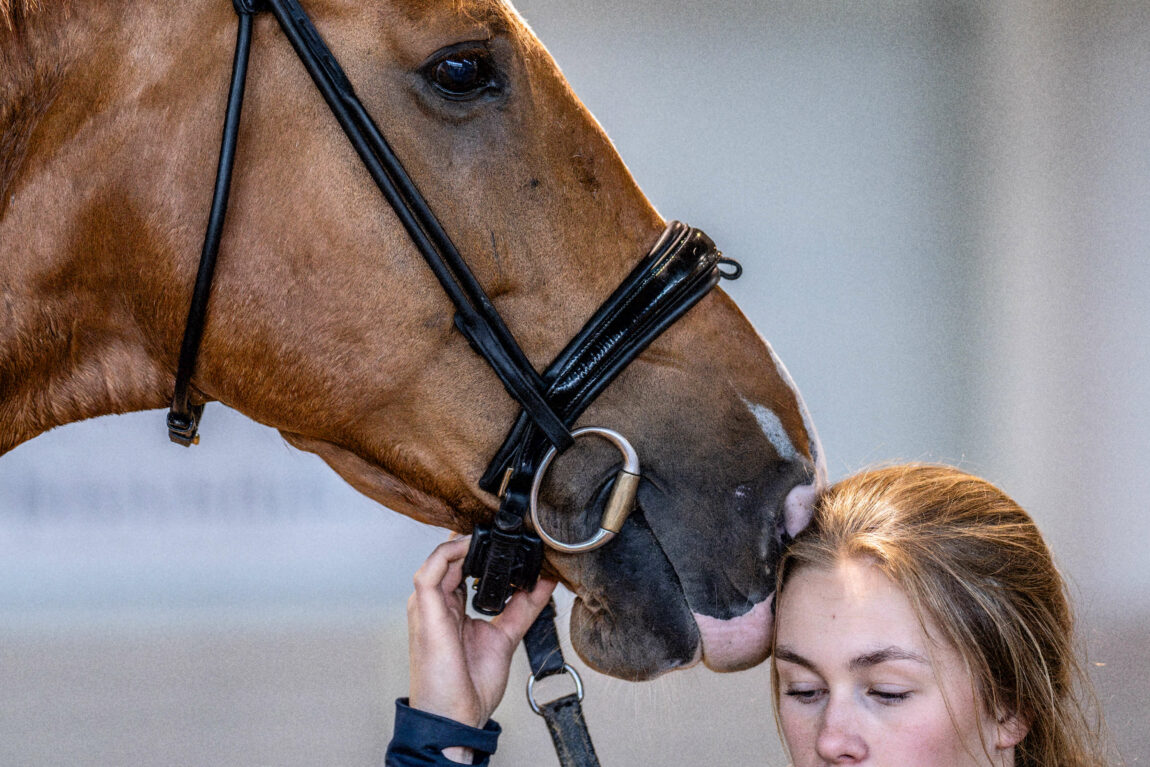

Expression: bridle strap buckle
xmin=166 ymin=405 xmax=205 ymax=447
xmin=527 ymin=663 xmax=584 ymax=716
xmin=463 ymin=499 xmax=544 ymax=615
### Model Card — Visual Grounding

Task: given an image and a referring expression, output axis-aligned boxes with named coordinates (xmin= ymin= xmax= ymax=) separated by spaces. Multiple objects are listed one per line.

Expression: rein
xmin=168 ymin=2 xmax=740 ymax=763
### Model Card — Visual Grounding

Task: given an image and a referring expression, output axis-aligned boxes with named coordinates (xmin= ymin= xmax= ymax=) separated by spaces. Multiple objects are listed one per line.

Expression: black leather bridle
xmin=167 ymin=2 xmax=738 ymax=762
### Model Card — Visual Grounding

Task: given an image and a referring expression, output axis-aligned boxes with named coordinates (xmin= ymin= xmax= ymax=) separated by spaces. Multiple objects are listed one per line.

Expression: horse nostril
xmin=783 ymin=481 xmax=818 ymax=538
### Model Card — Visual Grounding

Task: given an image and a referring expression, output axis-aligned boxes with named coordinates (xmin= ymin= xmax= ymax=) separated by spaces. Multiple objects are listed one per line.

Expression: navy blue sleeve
xmin=385 ymin=699 xmax=502 ymax=766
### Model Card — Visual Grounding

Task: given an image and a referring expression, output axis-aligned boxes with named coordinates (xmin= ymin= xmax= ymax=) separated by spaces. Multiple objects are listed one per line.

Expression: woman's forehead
xmin=774 ymin=558 xmax=939 ymax=665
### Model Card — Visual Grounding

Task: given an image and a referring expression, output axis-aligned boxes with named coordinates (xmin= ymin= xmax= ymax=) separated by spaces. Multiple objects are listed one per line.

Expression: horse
xmin=0 ymin=0 xmax=824 ymax=681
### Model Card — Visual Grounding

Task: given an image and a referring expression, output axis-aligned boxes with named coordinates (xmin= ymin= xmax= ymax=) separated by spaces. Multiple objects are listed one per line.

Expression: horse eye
xmin=424 ymin=49 xmax=499 ymax=100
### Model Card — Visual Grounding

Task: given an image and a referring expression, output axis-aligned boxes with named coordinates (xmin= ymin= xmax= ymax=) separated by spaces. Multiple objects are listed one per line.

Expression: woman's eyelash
xmin=783 ymin=687 xmax=912 ymax=705
xmin=784 ymin=688 xmax=825 ymax=703
xmin=869 ymin=689 xmax=912 ymax=703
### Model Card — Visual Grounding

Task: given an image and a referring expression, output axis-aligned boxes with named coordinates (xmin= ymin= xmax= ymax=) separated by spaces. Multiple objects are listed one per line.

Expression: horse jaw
xmin=280 ymin=432 xmax=470 ymax=531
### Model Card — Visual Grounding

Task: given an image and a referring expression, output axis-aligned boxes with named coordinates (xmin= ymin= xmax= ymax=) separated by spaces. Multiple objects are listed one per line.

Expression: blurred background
xmin=2 ymin=0 xmax=1146 ymax=764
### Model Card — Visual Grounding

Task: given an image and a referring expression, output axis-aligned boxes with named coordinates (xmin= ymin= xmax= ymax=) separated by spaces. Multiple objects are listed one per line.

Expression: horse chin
xmin=554 ymin=500 xmax=702 ymax=682
xmin=564 ymin=522 xmax=777 ymax=678
xmin=568 ymin=594 xmax=702 ymax=682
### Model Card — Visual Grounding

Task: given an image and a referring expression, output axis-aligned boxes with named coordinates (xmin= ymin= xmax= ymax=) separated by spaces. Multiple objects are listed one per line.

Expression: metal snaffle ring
xmin=529 ymin=426 xmax=640 ymax=553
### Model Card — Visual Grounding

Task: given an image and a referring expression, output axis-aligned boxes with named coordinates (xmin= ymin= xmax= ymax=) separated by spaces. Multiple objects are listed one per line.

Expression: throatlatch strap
xmin=524 ymin=602 xmax=600 ymax=767
xmin=167 ymin=8 xmax=256 ymax=446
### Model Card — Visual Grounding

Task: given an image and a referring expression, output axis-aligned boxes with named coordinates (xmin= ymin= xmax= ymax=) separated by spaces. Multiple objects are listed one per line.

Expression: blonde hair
xmin=774 ymin=464 xmax=1111 ymax=767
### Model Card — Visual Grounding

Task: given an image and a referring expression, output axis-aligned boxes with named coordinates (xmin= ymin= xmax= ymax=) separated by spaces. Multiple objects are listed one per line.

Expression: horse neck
xmin=0 ymin=2 xmax=201 ymax=454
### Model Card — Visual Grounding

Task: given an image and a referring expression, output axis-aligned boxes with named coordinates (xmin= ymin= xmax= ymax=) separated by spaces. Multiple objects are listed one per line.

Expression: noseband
xmin=168 ymin=0 xmax=739 ymax=615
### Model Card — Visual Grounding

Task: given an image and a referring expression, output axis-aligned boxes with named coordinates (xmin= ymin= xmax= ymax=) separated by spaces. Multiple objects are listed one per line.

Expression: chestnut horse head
xmin=0 ymin=0 xmax=824 ymax=680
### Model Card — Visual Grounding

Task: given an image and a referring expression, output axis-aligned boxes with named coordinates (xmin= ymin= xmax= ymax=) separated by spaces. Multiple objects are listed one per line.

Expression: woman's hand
xmin=406 ymin=536 xmax=557 ymax=730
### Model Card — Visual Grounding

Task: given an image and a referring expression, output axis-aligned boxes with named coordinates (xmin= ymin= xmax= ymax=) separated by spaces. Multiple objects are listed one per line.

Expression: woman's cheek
xmin=778 ymin=702 xmax=819 ymax=764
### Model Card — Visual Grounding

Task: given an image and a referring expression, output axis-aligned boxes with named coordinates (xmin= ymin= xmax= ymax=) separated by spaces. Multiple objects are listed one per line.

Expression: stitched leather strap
xmin=478 ymin=222 xmax=722 ymax=492
xmin=524 ymin=602 xmax=601 ymax=767
xmin=464 ymin=223 xmax=728 ymax=615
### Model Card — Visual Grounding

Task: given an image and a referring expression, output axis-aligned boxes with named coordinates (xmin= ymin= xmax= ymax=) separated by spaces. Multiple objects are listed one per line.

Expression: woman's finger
xmin=438 ymin=555 xmax=467 ymax=602
xmin=492 ymin=577 xmax=558 ymax=643
xmin=409 ymin=536 xmax=473 ymax=631
xmin=411 ymin=536 xmax=471 ymax=594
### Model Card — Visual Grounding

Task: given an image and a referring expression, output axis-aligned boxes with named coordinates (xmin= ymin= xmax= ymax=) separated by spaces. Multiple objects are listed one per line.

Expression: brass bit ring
xmin=529 ymin=427 xmax=640 ymax=553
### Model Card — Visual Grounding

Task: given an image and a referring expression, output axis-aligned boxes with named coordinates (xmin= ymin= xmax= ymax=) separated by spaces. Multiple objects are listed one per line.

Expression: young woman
xmin=387 ymin=465 xmax=1110 ymax=766
xmin=771 ymin=464 xmax=1109 ymax=766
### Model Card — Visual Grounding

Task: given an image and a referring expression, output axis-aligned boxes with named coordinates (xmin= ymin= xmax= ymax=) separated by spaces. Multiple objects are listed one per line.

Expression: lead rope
xmin=523 ymin=602 xmax=600 ymax=767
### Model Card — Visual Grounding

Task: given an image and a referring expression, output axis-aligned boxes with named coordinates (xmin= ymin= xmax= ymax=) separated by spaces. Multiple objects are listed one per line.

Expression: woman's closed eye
xmin=783 ymin=686 xmax=827 ymax=704
xmin=868 ymin=686 xmax=912 ymax=704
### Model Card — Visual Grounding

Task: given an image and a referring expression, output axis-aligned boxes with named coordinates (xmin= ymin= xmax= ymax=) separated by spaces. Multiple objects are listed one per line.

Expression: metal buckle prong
xmin=497 ymin=466 xmax=514 ymax=500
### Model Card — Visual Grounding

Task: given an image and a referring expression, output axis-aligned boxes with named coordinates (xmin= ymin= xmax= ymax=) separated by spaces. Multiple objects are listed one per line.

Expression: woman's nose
xmin=815 ymin=695 xmax=868 ymax=763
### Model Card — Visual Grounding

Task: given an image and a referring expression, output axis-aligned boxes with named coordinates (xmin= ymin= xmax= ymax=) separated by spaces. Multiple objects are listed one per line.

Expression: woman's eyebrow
xmin=773 ymin=645 xmax=929 ymax=672
xmin=848 ymin=646 xmax=930 ymax=670
xmin=774 ymin=646 xmax=816 ymax=671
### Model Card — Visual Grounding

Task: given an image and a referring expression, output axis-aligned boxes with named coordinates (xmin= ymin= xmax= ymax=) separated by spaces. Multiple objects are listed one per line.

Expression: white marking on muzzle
xmin=783 ymin=481 xmax=818 ymax=537
xmin=743 ymin=398 xmax=798 ymax=462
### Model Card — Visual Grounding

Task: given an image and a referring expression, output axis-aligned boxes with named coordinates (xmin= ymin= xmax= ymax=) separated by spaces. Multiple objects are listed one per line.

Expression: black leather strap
xmin=524 ymin=602 xmax=601 ymax=767
xmin=463 ymin=502 xmax=543 ymax=616
xmin=463 ymin=223 xmax=730 ymax=615
xmin=479 ymin=223 xmax=723 ymax=492
xmin=167 ymin=8 xmax=255 ymax=445
xmin=537 ymin=696 xmax=601 ymax=767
